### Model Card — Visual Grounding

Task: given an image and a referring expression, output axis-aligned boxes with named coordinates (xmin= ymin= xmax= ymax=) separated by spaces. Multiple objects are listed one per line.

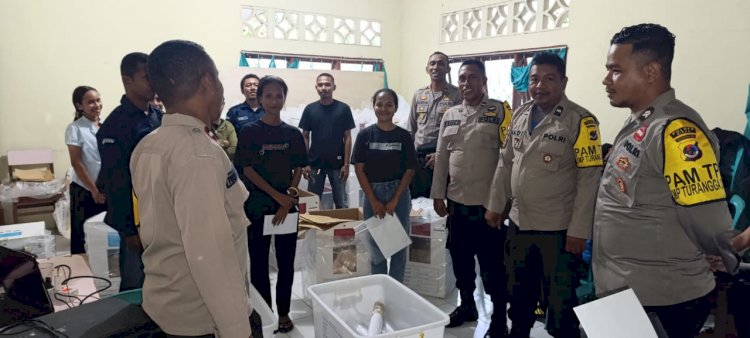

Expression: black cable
xmin=54 ymin=264 xmax=72 ymax=280
xmin=60 ymin=275 xmax=112 ymax=306
xmin=53 ymin=292 xmax=83 ymax=308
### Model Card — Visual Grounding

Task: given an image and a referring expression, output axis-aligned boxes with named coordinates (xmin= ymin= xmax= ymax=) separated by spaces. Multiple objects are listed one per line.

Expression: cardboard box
xmin=299 ymin=208 xmax=370 ymax=298
xmin=403 ymin=216 xmax=456 ymax=298
xmin=298 ymin=189 xmax=320 ymax=213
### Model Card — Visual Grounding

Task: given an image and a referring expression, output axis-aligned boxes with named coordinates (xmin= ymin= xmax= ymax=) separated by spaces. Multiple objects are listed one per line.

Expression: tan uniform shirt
xmin=408 ymin=84 xmax=462 ymax=148
xmin=431 ymin=97 xmax=512 ymax=206
xmin=593 ymin=89 xmax=738 ymax=306
xmin=131 ymin=114 xmax=253 ymax=337
xmin=487 ymin=96 xmax=603 ymax=239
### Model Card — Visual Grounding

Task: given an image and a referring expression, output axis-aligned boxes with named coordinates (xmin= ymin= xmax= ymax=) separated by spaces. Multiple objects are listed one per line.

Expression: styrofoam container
xmin=249 ymin=282 xmax=277 ymax=338
xmin=308 ymin=274 xmax=449 ymax=338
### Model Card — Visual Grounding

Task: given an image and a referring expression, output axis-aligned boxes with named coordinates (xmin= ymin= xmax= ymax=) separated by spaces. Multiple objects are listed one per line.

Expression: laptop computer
xmin=0 ymin=246 xmax=54 ymax=326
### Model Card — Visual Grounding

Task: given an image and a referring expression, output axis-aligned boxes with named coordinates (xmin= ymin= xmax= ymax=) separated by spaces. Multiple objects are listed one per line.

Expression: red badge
xmin=616 ymin=177 xmax=627 ymax=193
xmin=543 ymin=154 xmax=552 ymax=163
xmin=633 ymin=124 xmax=649 ymax=143
xmin=616 ymin=156 xmax=630 ymax=170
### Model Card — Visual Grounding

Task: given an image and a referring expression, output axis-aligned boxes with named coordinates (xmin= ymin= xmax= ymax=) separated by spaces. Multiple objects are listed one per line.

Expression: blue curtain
xmin=268 ymin=56 xmax=276 ymax=68
xmin=287 ymin=58 xmax=299 ymax=69
xmin=239 ymin=52 xmax=249 ymax=67
xmin=374 ymin=62 xmax=388 ymax=88
xmin=510 ymin=48 xmax=568 ymax=92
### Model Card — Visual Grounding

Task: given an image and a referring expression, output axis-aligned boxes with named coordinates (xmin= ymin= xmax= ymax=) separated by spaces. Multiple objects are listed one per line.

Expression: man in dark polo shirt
xmin=227 ymin=73 xmax=264 ymax=131
xmin=299 ymin=73 xmax=355 ymax=209
xmin=97 ymin=52 xmax=162 ymax=292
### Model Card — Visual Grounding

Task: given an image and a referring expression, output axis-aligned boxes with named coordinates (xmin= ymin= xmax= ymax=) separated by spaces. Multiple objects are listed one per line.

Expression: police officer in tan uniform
xmin=432 ymin=60 xmax=511 ymax=337
xmin=408 ymin=51 xmax=462 ymax=197
xmin=131 ymin=40 xmax=261 ymax=338
xmin=595 ymin=24 xmax=739 ymax=338
xmin=486 ymin=52 xmax=602 ymax=338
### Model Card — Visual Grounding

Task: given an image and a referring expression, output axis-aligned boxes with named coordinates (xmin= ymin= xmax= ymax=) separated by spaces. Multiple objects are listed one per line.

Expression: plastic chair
xmin=731 ymin=195 xmax=746 ymax=231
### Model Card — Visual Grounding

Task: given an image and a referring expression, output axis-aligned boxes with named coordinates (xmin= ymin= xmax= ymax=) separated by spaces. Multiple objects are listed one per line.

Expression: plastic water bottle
xmin=367 ymin=301 xmax=385 ymax=336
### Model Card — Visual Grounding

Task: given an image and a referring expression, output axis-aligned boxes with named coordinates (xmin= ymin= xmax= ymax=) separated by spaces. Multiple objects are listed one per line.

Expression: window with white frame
xmin=241 ymin=6 xmax=382 ymax=47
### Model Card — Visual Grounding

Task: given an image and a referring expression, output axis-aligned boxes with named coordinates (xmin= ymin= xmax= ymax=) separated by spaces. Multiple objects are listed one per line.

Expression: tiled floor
xmin=269 ymin=270 xmax=553 ymax=338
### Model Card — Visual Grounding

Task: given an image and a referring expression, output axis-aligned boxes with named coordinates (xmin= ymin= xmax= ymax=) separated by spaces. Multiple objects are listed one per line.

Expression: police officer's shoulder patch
xmin=662 ymin=118 xmax=725 ymax=206
xmin=227 ymin=167 xmax=239 ymax=188
xmin=573 ymin=116 xmax=603 ymax=168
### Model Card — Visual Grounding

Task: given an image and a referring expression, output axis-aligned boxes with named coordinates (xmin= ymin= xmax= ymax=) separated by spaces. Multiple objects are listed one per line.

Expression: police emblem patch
xmin=681 ymin=143 xmax=702 ymax=161
xmin=616 ymin=177 xmax=627 ymax=193
xmin=589 ymin=130 xmax=598 ymax=140
xmin=616 ymin=156 xmax=630 ymax=170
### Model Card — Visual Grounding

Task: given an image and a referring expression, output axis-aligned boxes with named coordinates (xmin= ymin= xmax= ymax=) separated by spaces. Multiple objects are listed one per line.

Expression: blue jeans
xmin=362 ymin=179 xmax=411 ymax=282
xmin=308 ymin=168 xmax=348 ymax=209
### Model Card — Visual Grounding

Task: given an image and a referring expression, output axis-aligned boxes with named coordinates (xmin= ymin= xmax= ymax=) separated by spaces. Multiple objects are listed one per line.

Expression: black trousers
xmin=447 ymin=200 xmax=507 ymax=306
xmin=247 ymin=215 xmax=297 ymax=317
xmin=506 ymin=221 xmax=581 ymax=338
xmin=643 ymin=292 xmax=711 ymax=338
xmin=69 ymin=182 xmax=107 ymax=254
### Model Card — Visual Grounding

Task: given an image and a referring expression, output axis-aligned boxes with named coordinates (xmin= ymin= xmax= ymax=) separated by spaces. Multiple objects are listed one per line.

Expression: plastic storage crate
xmin=308 ymin=274 xmax=448 ymax=337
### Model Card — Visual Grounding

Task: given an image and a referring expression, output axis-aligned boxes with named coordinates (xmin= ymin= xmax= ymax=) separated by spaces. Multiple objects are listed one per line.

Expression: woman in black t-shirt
xmin=234 ymin=76 xmax=307 ymax=333
xmin=351 ymin=88 xmax=417 ymax=282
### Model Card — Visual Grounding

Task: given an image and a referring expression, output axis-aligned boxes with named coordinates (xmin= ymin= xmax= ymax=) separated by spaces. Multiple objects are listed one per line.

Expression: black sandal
xmin=277 ymin=316 xmax=294 ymax=333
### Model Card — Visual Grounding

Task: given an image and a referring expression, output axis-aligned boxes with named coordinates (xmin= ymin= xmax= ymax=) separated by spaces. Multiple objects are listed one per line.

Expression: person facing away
xmin=432 ymin=60 xmax=512 ymax=338
xmin=299 ymin=72 xmax=355 ymax=209
xmin=131 ymin=39 xmax=262 ymax=338
xmin=96 ymin=52 xmax=162 ymax=292
xmin=351 ymin=88 xmax=417 ymax=282
xmin=408 ymin=52 xmax=462 ymax=198
xmin=235 ymin=75 xmax=308 ymax=334
xmin=65 ymin=85 xmax=108 ymax=254
xmin=485 ymin=52 xmax=603 ymax=338
xmin=594 ymin=23 xmax=740 ymax=338
xmin=227 ymin=73 xmax=264 ymax=132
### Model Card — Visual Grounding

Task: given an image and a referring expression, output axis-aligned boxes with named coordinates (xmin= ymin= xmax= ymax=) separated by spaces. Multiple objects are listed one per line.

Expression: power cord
xmin=61 ymin=275 xmax=112 ymax=306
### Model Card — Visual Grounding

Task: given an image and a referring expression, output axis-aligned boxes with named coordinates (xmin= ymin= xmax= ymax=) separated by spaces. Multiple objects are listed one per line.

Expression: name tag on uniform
xmin=238 ymin=116 xmax=248 ymax=121
xmin=478 ymin=116 xmax=499 ymax=124
xmin=444 ymin=120 xmax=460 ymax=127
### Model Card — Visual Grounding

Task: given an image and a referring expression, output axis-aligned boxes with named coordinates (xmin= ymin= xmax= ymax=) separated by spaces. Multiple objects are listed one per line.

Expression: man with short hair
xmin=595 ymin=23 xmax=739 ymax=338
xmin=486 ymin=52 xmax=601 ymax=338
xmin=299 ymin=73 xmax=355 ymax=209
xmin=97 ymin=52 xmax=162 ymax=292
xmin=408 ymin=52 xmax=462 ymax=198
xmin=433 ymin=60 xmax=511 ymax=337
xmin=131 ymin=39 xmax=262 ymax=338
xmin=227 ymin=74 xmax=264 ymax=131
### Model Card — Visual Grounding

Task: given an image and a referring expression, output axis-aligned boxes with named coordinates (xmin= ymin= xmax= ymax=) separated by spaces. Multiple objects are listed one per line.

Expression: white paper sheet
xmin=573 ymin=288 xmax=658 ymax=338
xmin=263 ymin=212 xmax=299 ymax=236
xmin=363 ymin=215 xmax=412 ymax=258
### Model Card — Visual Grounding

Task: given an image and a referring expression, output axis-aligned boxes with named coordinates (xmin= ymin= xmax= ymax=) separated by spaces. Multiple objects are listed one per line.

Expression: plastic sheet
xmin=0 ymin=231 xmax=56 ymax=259
xmin=300 ymin=221 xmax=371 ymax=298
xmin=0 ymin=178 xmax=66 ymax=203
xmin=53 ymin=190 xmax=71 ymax=239
xmin=403 ymin=198 xmax=456 ymax=298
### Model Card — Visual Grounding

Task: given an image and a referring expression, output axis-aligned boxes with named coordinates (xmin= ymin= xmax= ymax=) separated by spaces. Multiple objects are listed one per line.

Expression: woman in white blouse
xmin=65 ymin=86 xmax=108 ymax=254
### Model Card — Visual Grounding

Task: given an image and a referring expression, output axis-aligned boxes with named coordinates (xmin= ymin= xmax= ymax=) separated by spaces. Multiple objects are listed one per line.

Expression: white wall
xmin=397 ymin=0 xmax=750 ymax=145
xmin=1 ymin=0 xmax=748 ymax=179
xmin=0 ymin=0 xmax=403 ymax=178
